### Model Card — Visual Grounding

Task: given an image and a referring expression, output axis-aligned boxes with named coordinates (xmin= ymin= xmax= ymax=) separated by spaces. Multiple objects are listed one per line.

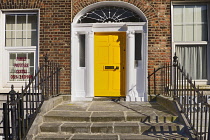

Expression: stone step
xmin=140 ymin=123 xmax=184 ymax=134
xmin=35 ymin=134 xmax=188 ymax=140
xmin=33 ymin=100 xmax=190 ymax=140
xmin=93 ymin=97 xmax=126 ymax=101
xmin=43 ymin=111 xmax=178 ymax=123
xmin=39 ymin=122 xmax=184 ymax=134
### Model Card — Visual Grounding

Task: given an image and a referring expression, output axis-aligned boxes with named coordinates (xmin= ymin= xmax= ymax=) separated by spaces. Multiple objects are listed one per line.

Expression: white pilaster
xmin=71 ymin=32 xmax=79 ymax=96
xmin=126 ymin=31 xmax=137 ymax=101
xmin=86 ymin=31 xmax=94 ymax=98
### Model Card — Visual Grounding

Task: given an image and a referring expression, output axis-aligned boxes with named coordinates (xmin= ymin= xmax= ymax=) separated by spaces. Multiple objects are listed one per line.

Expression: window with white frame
xmin=2 ymin=12 xmax=38 ymax=82
xmin=173 ymin=5 xmax=208 ymax=80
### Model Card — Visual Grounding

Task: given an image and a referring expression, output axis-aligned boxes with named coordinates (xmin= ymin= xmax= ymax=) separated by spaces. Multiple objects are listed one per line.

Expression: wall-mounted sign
xmin=9 ymin=53 xmax=34 ymax=81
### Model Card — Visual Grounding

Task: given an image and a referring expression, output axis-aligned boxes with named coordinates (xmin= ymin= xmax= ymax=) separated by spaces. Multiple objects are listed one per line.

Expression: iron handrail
xmin=148 ymin=65 xmax=172 ymax=78
xmin=2 ymin=54 xmax=61 ymax=140
xmin=148 ymin=54 xmax=210 ymax=139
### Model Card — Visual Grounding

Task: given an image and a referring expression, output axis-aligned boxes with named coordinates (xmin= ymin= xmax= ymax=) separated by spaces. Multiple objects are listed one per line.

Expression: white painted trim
xmin=174 ymin=42 xmax=208 ymax=45
xmin=71 ymin=1 xmax=148 ymax=102
xmin=0 ymin=11 xmax=4 ymax=90
xmin=1 ymin=9 xmax=40 ymax=12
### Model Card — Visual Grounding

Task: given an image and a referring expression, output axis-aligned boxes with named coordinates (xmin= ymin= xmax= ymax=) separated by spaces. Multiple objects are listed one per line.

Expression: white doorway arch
xmin=71 ymin=1 xmax=148 ymax=101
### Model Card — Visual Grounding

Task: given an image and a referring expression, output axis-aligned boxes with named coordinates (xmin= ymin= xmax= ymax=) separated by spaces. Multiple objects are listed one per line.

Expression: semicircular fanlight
xmin=78 ymin=6 xmax=143 ymax=23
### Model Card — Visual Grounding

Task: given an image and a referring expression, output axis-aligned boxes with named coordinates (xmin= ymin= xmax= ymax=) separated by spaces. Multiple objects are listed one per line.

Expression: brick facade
xmin=0 ymin=0 xmax=71 ymax=94
xmin=0 ymin=0 xmax=209 ymax=94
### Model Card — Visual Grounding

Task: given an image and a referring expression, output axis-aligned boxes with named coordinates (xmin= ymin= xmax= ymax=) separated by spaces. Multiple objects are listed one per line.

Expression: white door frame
xmin=71 ymin=2 xmax=148 ymax=101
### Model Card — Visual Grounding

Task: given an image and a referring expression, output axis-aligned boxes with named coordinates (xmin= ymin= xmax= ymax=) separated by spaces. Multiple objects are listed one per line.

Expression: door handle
xmin=104 ymin=66 xmax=119 ymax=70
xmin=104 ymin=66 xmax=115 ymax=70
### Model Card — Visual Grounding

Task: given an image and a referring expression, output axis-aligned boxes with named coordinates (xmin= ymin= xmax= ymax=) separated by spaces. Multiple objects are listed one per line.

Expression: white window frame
xmin=171 ymin=2 xmax=210 ymax=84
xmin=0 ymin=10 xmax=39 ymax=90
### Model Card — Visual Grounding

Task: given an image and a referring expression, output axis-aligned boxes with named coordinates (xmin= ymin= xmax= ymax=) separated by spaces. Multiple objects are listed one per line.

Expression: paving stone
xmin=114 ymin=123 xmax=140 ymax=134
xmin=146 ymin=133 xmax=189 ymax=140
xmin=71 ymin=134 xmax=118 ymax=140
xmin=54 ymin=102 xmax=91 ymax=111
xmin=120 ymin=134 xmax=158 ymax=140
xmin=140 ymin=123 xmax=184 ymax=134
xmin=61 ymin=123 xmax=91 ymax=133
xmin=53 ymin=105 xmax=88 ymax=111
xmin=35 ymin=134 xmax=72 ymax=140
xmin=153 ymin=112 xmax=178 ymax=123
xmin=126 ymin=112 xmax=153 ymax=122
xmin=148 ymin=105 xmax=169 ymax=111
xmin=119 ymin=102 xmax=160 ymax=107
xmin=40 ymin=123 xmax=62 ymax=132
xmin=91 ymin=112 xmax=125 ymax=122
xmin=91 ymin=123 xmax=113 ymax=133
xmin=88 ymin=101 xmax=130 ymax=111
xmin=44 ymin=111 xmax=91 ymax=122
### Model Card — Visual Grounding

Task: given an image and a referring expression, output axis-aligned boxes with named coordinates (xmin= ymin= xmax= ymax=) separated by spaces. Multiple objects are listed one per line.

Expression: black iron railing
xmin=2 ymin=54 xmax=61 ymax=140
xmin=148 ymin=54 xmax=210 ymax=140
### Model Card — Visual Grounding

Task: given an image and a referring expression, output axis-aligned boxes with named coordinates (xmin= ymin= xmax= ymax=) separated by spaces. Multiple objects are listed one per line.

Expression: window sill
xmin=4 ymin=46 xmax=37 ymax=51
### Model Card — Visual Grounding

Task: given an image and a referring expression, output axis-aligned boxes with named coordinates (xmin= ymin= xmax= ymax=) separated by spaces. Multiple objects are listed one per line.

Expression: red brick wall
xmin=1 ymin=0 xmax=209 ymax=95
xmin=0 ymin=0 xmax=71 ymax=94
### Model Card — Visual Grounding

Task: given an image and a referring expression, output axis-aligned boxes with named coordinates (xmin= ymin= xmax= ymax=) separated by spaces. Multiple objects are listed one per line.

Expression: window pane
xmin=30 ymin=67 xmax=34 ymax=75
xmin=16 ymin=31 xmax=23 ymax=38
xmin=195 ymin=5 xmax=207 ymax=23
xmin=79 ymin=34 xmax=85 ymax=67
xmin=185 ymin=25 xmax=194 ymax=41
xmin=196 ymin=24 xmax=208 ymax=41
xmin=5 ymin=14 xmax=37 ymax=47
xmin=174 ymin=26 xmax=183 ymax=41
xmin=6 ymin=31 xmax=15 ymax=39
xmin=135 ymin=33 xmax=142 ymax=60
xmin=28 ymin=53 xmax=34 ymax=66
xmin=174 ymin=6 xmax=183 ymax=24
xmin=78 ymin=6 xmax=143 ymax=23
xmin=176 ymin=45 xmax=207 ymax=79
xmin=9 ymin=53 xmax=34 ymax=81
xmin=27 ymin=31 xmax=37 ymax=46
xmin=9 ymin=54 xmax=16 ymax=66
xmin=173 ymin=5 xmax=208 ymax=42
xmin=185 ymin=6 xmax=194 ymax=24
xmin=5 ymin=31 xmax=15 ymax=46
xmin=28 ymin=15 xmax=37 ymax=30
xmin=6 ymin=39 xmax=15 ymax=47
xmin=17 ymin=15 xmax=26 ymax=30
xmin=6 ymin=15 xmax=15 ymax=30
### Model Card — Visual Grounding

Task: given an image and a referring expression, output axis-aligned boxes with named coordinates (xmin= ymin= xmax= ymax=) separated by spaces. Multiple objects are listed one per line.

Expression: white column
xmin=71 ymin=32 xmax=78 ymax=96
xmin=126 ymin=31 xmax=136 ymax=101
xmin=86 ymin=31 xmax=94 ymax=98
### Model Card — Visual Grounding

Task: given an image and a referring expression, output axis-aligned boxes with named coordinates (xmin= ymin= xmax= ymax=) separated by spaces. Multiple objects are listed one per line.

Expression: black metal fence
xmin=2 ymin=54 xmax=61 ymax=140
xmin=148 ymin=54 xmax=210 ymax=140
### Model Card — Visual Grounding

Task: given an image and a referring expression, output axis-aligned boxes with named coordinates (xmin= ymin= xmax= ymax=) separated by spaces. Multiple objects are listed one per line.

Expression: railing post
xmin=44 ymin=53 xmax=48 ymax=99
xmin=208 ymin=106 xmax=210 ymax=140
xmin=148 ymin=73 xmax=150 ymax=95
xmin=173 ymin=53 xmax=178 ymax=100
xmin=10 ymin=85 xmax=17 ymax=140
xmin=3 ymin=103 xmax=9 ymax=140
xmin=154 ymin=68 xmax=156 ymax=95
xmin=56 ymin=65 xmax=60 ymax=96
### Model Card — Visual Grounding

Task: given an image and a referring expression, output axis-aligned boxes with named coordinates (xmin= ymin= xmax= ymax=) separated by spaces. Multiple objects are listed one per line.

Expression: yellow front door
xmin=94 ymin=32 xmax=126 ymax=97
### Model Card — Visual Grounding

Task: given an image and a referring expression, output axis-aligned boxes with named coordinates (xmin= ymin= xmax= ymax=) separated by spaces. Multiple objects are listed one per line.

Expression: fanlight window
xmin=78 ymin=6 xmax=143 ymax=23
